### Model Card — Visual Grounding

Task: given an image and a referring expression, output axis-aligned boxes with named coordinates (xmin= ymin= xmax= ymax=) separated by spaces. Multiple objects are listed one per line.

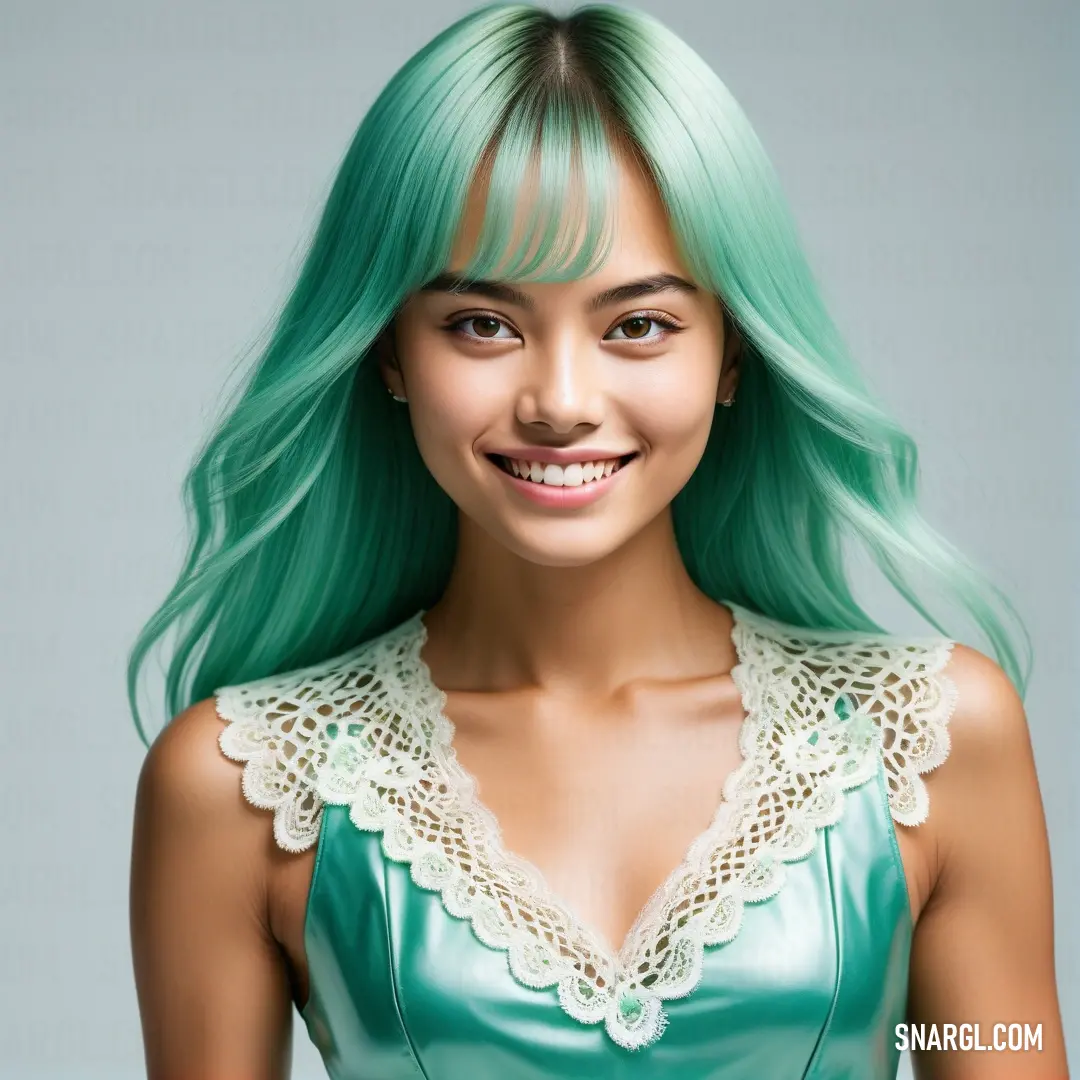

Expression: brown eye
xmin=444 ymin=313 xmax=517 ymax=343
xmin=621 ymin=317 xmax=652 ymax=339
xmin=471 ymin=317 xmax=502 ymax=338
xmin=604 ymin=312 xmax=683 ymax=346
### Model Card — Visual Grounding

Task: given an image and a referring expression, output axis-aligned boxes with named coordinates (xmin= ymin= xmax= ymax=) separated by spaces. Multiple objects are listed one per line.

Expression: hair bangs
xmin=460 ymin=80 xmax=618 ymax=284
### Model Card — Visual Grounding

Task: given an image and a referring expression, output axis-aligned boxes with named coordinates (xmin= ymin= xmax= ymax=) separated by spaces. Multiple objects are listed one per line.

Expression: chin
xmin=492 ymin=523 xmax=637 ymax=569
xmin=512 ymin=547 xmax=617 ymax=569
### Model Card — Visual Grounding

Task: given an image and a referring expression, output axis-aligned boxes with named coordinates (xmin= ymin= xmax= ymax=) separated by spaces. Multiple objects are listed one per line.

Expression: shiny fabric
xmin=300 ymin=760 xmax=912 ymax=1080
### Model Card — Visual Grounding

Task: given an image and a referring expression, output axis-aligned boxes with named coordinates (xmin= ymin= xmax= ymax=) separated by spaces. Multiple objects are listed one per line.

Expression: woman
xmin=127 ymin=4 xmax=1067 ymax=1078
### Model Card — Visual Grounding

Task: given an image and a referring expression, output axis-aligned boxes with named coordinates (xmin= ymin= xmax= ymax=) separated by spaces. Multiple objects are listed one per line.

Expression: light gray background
xmin=1 ymin=1 xmax=1075 ymax=1077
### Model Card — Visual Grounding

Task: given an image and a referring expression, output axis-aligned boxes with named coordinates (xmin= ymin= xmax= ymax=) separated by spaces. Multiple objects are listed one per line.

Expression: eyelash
xmin=442 ymin=309 xmax=685 ymax=348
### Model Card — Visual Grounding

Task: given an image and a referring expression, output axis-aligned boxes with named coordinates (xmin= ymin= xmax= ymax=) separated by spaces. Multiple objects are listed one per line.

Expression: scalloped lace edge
xmin=214 ymin=607 xmax=958 ymax=1050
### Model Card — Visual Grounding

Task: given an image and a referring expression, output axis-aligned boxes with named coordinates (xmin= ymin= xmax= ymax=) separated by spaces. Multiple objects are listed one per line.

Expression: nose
xmin=515 ymin=335 xmax=605 ymax=434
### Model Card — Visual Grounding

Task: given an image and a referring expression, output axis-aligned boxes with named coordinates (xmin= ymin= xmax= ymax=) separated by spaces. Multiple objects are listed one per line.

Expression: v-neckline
xmin=410 ymin=601 xmax=755 ymax=965
xmin=217 ymin=595 xmax=932 ymax=1050
xmin=298 ymin=599 xmax=895 ymax=1051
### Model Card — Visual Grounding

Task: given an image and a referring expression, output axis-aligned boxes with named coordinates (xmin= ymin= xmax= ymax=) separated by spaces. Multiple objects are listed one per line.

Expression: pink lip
xmin=489 ymin=456 xmax=633 ymax=508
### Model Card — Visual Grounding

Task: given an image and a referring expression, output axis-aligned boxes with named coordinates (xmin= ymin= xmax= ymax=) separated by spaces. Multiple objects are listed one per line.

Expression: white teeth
xmin=501 ymin=456 xmax=628 ymax=486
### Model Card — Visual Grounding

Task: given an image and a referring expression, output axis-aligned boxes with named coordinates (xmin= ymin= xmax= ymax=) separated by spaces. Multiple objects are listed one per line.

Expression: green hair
xmin=127 ymin=1 xmax=1032 ymax=746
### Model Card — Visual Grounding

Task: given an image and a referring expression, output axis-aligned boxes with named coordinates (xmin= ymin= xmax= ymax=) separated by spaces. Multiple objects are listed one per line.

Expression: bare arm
xmin=908 ymin=645 xmax=1068 ymax=1079
xmin=130 ymin=698 xmax=293 ymax=1080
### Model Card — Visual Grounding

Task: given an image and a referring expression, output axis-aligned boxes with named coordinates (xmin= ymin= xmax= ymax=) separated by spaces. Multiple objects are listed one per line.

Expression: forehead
xmin=446 ymin=142 xmax=690 ymax=283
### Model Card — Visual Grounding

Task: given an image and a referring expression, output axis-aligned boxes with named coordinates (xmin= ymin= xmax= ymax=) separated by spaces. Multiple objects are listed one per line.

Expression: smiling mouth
xmin=487 ymin=452 xmax=638 ymax=488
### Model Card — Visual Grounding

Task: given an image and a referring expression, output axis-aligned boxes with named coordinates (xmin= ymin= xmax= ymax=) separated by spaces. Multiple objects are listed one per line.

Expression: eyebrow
xmin=420 ymin=271 xmax=699 ymax=313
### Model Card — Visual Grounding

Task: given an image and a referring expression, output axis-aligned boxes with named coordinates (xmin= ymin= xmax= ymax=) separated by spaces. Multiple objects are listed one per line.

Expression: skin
xmin=130 ymin=145 xmax=1068 ymax=1078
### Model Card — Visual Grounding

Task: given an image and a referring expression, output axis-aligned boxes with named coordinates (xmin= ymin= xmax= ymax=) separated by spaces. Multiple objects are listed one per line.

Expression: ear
xmin=374 ymin=322 xmax=406 ymax=399
xmin=716 ymin=309 xmax=744 ymax=404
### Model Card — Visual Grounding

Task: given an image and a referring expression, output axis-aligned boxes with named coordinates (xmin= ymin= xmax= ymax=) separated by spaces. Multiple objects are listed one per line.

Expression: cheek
xmin=624 ymin=368 xmax=719 ymax=458
xmin=403 ymin=361 xmax=499 ymax=474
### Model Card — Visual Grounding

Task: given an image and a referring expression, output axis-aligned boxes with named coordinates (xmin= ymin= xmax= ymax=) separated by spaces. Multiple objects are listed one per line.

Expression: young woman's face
xmin=381 ymin=149 xmax=740 ymax=568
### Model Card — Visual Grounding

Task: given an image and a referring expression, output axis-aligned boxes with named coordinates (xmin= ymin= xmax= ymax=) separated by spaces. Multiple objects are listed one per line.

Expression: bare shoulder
xmin=922 ymin=642 xmax=1042 ymax=883
xmin=934 ymin=642 xmax=1032 ymax=787
xmin=142 ymin=696 xmax=231 ymax=774
xmin=941 ymin=642 xmax=1029 ymax=751
xmin=135 ymin=695 xmax=265 ymax=849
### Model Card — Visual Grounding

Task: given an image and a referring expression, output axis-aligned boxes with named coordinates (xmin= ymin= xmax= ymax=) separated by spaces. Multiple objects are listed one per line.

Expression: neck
xmin=420 ymin=508 xmax=738 ymax=696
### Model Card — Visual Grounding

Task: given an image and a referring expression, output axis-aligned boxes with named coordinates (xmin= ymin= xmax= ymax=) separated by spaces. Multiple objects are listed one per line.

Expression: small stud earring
xmin=720 ymin=395 xmax=735 ymax=408
xmin=386 ymin=386 xmax=407 ymax=403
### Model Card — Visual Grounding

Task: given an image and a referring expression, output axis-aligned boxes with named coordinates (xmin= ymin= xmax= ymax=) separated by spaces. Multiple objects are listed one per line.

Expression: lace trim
xmin=215 ymin=604 xmax=957 ymax=1050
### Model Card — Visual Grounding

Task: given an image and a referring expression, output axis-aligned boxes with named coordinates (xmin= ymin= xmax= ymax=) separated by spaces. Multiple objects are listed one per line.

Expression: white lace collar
xmin=217 ymin=602 xmax=956 ymax=1051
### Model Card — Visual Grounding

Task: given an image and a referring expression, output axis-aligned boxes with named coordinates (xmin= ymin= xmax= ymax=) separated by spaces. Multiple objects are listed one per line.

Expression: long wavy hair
xmin=127 ymin=1 xmax=1032 ymax=745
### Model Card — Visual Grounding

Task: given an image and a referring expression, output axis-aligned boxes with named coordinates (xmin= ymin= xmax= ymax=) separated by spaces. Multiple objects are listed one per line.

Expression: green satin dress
xmin=216 ymin=602 xmax=957 ymax=1080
